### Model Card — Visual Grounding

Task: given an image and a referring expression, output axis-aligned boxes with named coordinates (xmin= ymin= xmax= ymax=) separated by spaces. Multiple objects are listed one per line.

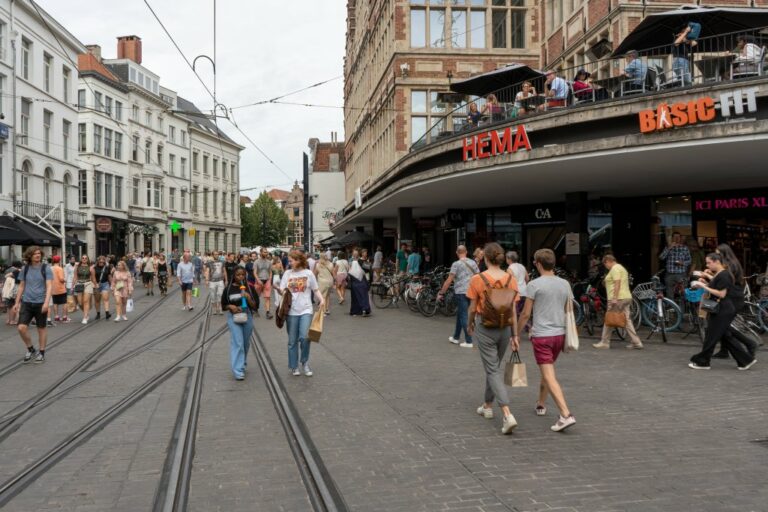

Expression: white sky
xmin=40 ymin=0 xmax=347 ymax=198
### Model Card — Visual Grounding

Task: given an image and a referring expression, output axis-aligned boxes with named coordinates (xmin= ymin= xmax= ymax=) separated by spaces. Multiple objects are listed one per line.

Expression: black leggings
xmin=691 ymin=308 xmax=753 ymax=367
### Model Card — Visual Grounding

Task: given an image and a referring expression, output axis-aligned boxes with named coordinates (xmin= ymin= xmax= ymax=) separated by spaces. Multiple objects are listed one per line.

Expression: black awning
xmin=450 ymin=64 xmax=545 ymax=97
xmin=0 ymin=215 xmax=85 ymax=247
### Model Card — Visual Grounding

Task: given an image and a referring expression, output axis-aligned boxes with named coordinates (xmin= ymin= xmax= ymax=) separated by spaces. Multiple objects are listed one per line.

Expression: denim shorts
xmin=98 ymin=282 xmax=110 ymax=293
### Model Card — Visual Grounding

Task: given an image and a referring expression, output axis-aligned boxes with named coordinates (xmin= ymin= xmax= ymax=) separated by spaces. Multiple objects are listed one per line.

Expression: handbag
xmin=74 ymin=283 xmax=85 ymax=294
xmin=564 ymin=298 xmax=580 ymax=352
xmin=126 ymin=298 xmax=134 ymax=313
xmin=232 ymin=311 xmax=248 ymax=324
xmin=275 ymin=289 xmax=292 ymax=329
xmin=308 ymin=309 xmax=324 ymax=342
xmin=604 ymin=305 xmax=627 ymax=328
xmin=700 ymin=297 xmax=720 ymax=313
xmin=116 ymin=281 xmax=125 ymax=291
xmin=504 ymin=350 xmax=527 ymax=387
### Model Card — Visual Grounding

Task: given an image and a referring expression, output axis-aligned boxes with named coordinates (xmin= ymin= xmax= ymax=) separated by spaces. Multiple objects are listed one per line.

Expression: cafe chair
xmin=569 ymin=82 xmax=595 ymax=105
xmin=731 ymin=46 xmax=767 ymax=79
xmin=658 ymin=65 xmax=692 ymax=89
xmin=620 ymin=67 xmax=658 ymax=96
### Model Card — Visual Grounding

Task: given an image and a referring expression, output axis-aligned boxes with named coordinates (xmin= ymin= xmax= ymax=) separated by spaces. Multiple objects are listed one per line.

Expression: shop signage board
xmin=0 ymin=123 xmax=9 ymax=140
xmin=639 ymin=86 xmax=758 ymax=134
xmin=694 ymin=192 xmax=768 ymax=212
xmin=462 ymin=125 xmax=531 ymax=162
xmin=95 ymin=217 xmax=112 ymax=233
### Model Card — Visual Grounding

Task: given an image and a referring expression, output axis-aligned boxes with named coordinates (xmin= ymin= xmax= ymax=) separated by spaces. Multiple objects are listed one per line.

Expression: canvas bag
xmin=504 ymin=350 xmax=527 ymax=387
xmin=478 ymin=273 xmax=517 ymax=329
xmin=308 ymin=309 xmax=324 ymax=342
xmin=564 ymin=298 xmax=580 ymax=352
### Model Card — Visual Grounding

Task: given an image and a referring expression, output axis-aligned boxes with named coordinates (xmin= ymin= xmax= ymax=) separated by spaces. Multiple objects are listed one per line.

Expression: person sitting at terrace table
xmin=732 ymin=35 xmax=761 ymax=75
xmin=480 ymin=94 xmax=504 ymax=123
xmin=622 ymin=50 xmax=648 ymax=93
xmin=514 ymin=81 xmax=537 ymax=115
xmin=572 ymin=69 xmax=594 ymax=100
xmin=466 ymin=102 xmax=482 ymax=127
xmin=538 ymin=70 xmax=568 ymax=111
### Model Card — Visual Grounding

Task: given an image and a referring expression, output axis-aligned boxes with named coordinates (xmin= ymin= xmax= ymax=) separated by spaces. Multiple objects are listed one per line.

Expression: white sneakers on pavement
xmin=459 ymin=342 xmax=474 ymax=348
xmin=476 ymin=405 xmax=494 ymax=419
xmin=551 ymin=415 xmax=576 ymax=432
xmin=448 ymin=336 xmax=460 ymax=345
xmin=501 ymin=414 xmax=518 ymax=434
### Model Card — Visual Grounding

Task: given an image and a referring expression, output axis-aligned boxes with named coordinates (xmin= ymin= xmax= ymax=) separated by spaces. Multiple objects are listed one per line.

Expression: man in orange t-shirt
xmin=50 ymin=256 xmax=68 ymax=323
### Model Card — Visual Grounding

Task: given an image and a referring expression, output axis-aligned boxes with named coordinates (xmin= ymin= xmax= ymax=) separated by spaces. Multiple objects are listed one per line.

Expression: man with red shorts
xmin=516 ymin=248 xmax=576 ymax=432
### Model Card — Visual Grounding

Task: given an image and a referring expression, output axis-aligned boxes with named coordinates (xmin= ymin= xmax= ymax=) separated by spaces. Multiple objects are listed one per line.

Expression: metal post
xmin=11 ymin=0 xmax=17 ymax=208
xmin=303 ymin=152 xmax=310 ymax=252
xmin=60 ymin=202 xmax=66 ymax=259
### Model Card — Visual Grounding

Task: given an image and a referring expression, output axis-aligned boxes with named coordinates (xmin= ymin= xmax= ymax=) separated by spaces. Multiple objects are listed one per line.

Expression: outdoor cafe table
xmin=695 ymin=54 xmax=736 ymax=81
xmin=591 ymin=76 xmax=624 ymax=97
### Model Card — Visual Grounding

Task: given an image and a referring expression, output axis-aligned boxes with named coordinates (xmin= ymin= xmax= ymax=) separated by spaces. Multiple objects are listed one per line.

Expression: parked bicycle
xmin=631 ymin=271 xmax=682 ymax=343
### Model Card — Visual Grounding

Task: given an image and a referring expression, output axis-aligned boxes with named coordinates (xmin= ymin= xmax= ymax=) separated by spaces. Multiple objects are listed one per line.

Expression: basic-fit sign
xmin=462 ymin=125 xmax=531 ymax=162
xmin=639 ymin=87 xmax=758 ymax=134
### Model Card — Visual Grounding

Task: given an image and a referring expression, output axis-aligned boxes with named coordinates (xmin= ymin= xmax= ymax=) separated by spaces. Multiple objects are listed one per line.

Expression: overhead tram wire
xmin=229 ymin=75 xmax=343 ymax=110
xmin=142 ymin=0 xmax=295 ymax=185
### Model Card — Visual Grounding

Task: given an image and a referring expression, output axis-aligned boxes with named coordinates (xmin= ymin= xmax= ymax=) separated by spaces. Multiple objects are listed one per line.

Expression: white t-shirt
xmin=335 ymin=259 xmax=350 ymax=274
xmin=373 ymin=251 xmax=383 ymax=269
xmin=508 ymin=263 xmax=528 ymax=297
xmin=280 ymin=269 xmax=319 ymax=316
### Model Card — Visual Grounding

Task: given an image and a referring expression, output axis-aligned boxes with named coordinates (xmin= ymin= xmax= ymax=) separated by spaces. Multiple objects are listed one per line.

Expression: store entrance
xmin=525 ymin=224 xmax=565 ymax=266
xmin=696 ymin=218 xmax=768 ymax=275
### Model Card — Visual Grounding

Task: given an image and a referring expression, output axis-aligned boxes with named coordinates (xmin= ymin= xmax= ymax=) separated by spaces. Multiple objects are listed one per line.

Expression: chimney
xmin=117 ymin=35 xmax=142 ymax=64
xmin=85 ymin=44 xmax=102 ymax=61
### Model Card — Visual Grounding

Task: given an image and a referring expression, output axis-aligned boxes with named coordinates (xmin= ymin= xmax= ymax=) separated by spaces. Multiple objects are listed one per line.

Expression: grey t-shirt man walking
xmin=13 ymin=246 xmax=53 ymax=364
xmin=438 ymin=245 xmax=479 ymax=348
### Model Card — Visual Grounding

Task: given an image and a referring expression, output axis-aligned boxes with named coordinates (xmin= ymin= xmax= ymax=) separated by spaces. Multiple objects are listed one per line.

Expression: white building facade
xmin=0 ymin=0 xmax=86 ymax=260
xmin=307 ymin=136 xmax=345 ymax=248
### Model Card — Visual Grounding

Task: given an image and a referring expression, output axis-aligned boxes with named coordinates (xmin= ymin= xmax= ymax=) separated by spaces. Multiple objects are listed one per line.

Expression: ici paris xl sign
xmin=462 ymin=125 xmax=531 ymax=162
xmin=639 ymin=87 xmax=758 ymax=134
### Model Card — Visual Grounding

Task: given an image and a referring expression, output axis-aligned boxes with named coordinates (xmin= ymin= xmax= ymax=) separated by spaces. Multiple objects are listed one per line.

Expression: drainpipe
xmin=11 ymin=0 xmax=17 ymax=210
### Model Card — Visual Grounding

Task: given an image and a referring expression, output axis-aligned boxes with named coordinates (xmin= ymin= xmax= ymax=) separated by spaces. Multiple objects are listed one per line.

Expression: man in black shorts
xmin=13 ymin=246 xmax=53 ymax=364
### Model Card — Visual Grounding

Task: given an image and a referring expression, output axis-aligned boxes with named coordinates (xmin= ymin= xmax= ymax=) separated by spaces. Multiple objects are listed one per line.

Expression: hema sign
xmin=638 ymin=87 xmax=758 ymax=134
xmin=462 ymin=125 xmax=531 ymax=162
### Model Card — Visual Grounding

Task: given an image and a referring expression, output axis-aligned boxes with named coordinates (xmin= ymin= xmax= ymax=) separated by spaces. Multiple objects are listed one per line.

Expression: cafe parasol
xmin=450 ymin=64 xmax=544 ymax=99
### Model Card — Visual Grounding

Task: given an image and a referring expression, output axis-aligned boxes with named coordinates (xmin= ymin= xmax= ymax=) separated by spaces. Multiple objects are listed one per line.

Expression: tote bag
xmin=504 ymin=350 xmax=528 ymax=387
xmin=564 ymin=298 xmax=580 ymax=352
xmin=308 ymin=309 xmax=324 ymax=342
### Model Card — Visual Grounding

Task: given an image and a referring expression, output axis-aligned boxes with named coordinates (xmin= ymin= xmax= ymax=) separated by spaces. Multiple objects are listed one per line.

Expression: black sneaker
xmin=46 ymin=320 xmax=54 ymax=327
xmin=712 ymin=351 xmax=729 ymax=359
xmin=105 ymin=311 xmax=112 ymax=320
xmin=34 ymin=352 xmax=45 ymax=364
xmin=23 ymin=348 xmax=36 ymax=364
xmin=95 ymin=312 xmax=101 ymax=320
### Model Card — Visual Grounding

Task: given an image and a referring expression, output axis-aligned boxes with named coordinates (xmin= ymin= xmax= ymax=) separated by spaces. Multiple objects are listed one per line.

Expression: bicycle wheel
xmin=417 ymin=289 xmax=439 ymax=317
xmin=732 ymin=315 xmax=763 ymax=349
xmin=630 ymin=298 xmax=642 ymax=327
xmin=371 ymin=284 xmax=393 ymax=309
xmin=661 ymin=298 xmax=683 ymax=331
xmin=405 ymin=287 xmax=421 ymax=313
xmin=572 ymin=298 xmax=584 ymax=325
xmin=441 ymin=289 xmax=457 ymax=316
xmin=584 ymin=304 xmax=595 ymax=336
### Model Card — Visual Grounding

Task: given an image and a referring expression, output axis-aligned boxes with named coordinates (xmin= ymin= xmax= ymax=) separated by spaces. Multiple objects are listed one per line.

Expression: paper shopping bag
xmin=126 ymin=298 xmax=134 ymax=313
xmin=504 ymin=351 xmax=528 ymax=387
xmin=66 ymin=295 xmax=77 ymax=314
xmin=308 ymin=309 xmax=324 ymax=342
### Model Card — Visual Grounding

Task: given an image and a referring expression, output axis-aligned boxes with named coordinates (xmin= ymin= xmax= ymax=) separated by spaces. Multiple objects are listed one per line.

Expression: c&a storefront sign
xmin=462 ymin=125 xmax=531 ymax=162
xmin=639 ymin=86 xmax=758 ymax=134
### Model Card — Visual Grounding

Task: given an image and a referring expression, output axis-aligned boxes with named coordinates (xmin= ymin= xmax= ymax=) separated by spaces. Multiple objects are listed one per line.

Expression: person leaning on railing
xmin=622 ymin=50 xmax=647 ymax=93
xmin=514 ymin=81 xmax=537 ymax=115
xmin=480 ymin=94 xmax=504 ymax=122
xmin=466 ymin=101 xmax=482 ymax=128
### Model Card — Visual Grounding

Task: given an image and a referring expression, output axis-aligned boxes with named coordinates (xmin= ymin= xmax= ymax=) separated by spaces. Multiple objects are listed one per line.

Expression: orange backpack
xmin=479 ymin=273 xmax=517 ymax=329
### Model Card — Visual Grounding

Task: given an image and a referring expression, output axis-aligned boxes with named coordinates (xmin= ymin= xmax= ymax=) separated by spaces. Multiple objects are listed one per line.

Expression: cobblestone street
xmin=0 ymin=291 xmax=765 ymax=511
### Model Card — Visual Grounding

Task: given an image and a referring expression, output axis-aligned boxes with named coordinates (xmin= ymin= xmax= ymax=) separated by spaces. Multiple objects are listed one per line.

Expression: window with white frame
xmin=212 ymin=190 xmax=218 ymax=215
xmin=95 ymin=91 xmax=103 ymax=112
xmin=156 ymin=144 xmax=163 ymax=166
xmin=168 ymin=125 xmax=175 ymax=143
xmin=181 ymin=189 xmax=187 ymax=211
xmin=203 ymin=188 xmax=209 ymax=214
xmin=146 ymin=181 xmax=152 ymax=207
xmin=169 ymin=154 xmax=175 ymax=175
xmin=213 ymin=157 xmax=218 ymax=178
xmin=105 ymin=173 xmax=113 ymax=208
xmin=104 ymin=96 xmax=112 ymax=116
xmin=180 ymin=130 xmax=187 ymax=146
xmin=145 ymin=110 xmax=151 ymax=127
xmin=132 ymin=178 xmax=139 ymax=205
xmin=78 ymin=123 xmax=87 ymax=152
xmin=222 ymin=160 xmax=228 ymax=180
xmin=116 ymin=176 xmax=123 ymax=209
xmin=94 ymin=171 xmax=103 ymax=206
xmin=78 ymin=89 xmax=85 ymax=110
xmin=62 ymin=67 xmax=70 ymax=103
xmin=192 ymin=151 xmax=199 ymax=171
xmin=21 ymin=38 xmax=31 ymax=80
xmin=154 ymin=181 xmax=160 ymax=208
xmin=410 ymin=90 xmax=447 ymax=144
xmin=20 ymin=99 xmax=31 ymax=145
xmin=203 ymin=155 xmax=209 ymax=175
xmin=114 ymin=132 xmax=123 ymax=160
xmin=180 ymin=157 xmax=187 ymax=178
xmin=115 ymin=101 xmax=123 ymax=121
xmin=79 ymin=169 xmax=88 ymax=205
xmin=132 ymin=104 xmax=139 ymax=120
xmin=63 ymin=120 xmax=71 ymax=160
xmin=94 ymin=124 xmax=102 ymax=154
xmin=104 ymin=128 xmax=112 ymax=157
xmin=132 ymin=135 xmax=139 ymax=161
xmin=44 ymin=168 xmax=52 ymax=206
xmin=145 ymin=139 xmax=151 ymax=164
xmin=192 ymin=186 xmax=199 ymax=212
xmin=43 ymin=54 xmax=52 ymax=92
xmin=169 ymin=187 xmax=176 ymax=210
xmin=43 ymin=110 xmax=52 ymax=153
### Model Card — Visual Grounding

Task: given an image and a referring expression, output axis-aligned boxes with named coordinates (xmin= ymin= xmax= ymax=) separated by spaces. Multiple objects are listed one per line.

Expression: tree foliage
xmin=240 ymin=192 xmax=289 ymax=248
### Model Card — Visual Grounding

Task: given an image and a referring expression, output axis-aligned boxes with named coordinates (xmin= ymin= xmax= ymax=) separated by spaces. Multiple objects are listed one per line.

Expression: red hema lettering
xmin=462 ymin=126 xmax=531 ymax=161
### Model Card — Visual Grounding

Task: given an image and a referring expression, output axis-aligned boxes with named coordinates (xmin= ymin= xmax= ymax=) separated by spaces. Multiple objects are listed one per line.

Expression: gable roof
xmin=267 ymin=189 xmax=290 ymax=201
xmin=175 ymin=96 xmax=241 ymax=147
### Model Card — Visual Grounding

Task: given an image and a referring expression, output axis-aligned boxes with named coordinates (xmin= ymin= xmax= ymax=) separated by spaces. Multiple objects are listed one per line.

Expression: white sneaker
xmin=448 ymin=336 xmax=460 ymax=345
xmin=114 ymin=317 xmax=121 ymax=322
xmin=303 ymin=364 xmax=313 ymax=377
xmin=502 ymin=414 xmax=518 ymax=434
xmin=122 ymin=316 xmax=128 ymax=321
xmin=551 ymin=414 xmax=576 ymax=432
xmin=459 ymin=342 xmax=474 ymax=348
xmin=81 ymin=318 xmax=88 ymax=324
xmin=476 ymin=405 xmax=494 ymax=419
xmin=182 ymin=306 xmax=188 ymax=311
xmin=291 ymin=368 xmax=301 ymax=376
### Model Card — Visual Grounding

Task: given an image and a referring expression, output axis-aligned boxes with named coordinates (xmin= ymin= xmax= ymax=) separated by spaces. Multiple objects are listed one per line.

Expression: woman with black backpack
xmin=467 ymin=242 xmax=520 ymax=435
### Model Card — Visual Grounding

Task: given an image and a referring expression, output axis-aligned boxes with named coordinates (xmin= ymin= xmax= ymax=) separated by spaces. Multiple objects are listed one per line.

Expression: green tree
xmin=240 ymin=192 xmax=289 ymax=247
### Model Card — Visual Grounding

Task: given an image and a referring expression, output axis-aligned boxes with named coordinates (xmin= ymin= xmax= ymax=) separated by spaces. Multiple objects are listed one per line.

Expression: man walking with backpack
xmin=516 ymin=248 xmax=576 ymax=432
xmin=467 ymin=242 xmax=519 ymax=435
xmin=12 ymin=246 xmax=53 ymax=364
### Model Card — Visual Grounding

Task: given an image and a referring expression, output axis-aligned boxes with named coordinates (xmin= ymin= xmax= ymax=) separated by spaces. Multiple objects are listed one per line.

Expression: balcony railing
xmin=412 ymin=26 xmax=768 ymax=150
xmin=14 ymin=201 xmax=87 ymax=228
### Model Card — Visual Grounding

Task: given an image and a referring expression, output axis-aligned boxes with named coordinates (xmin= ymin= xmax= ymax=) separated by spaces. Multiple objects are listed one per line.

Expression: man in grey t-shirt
xmin=255 ymin=249 xmax=273 ymax=319
xmin=516 ymin=248 xmax=576 ymax=433
xmin=13 ymin=246 xmax=53 ymax=364
xmin=438 ymin=245 xmax=479 ymax=348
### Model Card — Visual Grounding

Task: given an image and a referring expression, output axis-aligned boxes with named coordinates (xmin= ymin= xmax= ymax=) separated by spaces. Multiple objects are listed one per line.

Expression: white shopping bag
xmin=126 ymin=298 xmax=134 ymax=313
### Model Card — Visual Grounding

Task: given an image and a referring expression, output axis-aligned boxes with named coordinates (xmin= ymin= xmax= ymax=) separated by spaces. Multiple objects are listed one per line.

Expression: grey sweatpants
xmin=475 ymin=322 xmax=511 ymax=407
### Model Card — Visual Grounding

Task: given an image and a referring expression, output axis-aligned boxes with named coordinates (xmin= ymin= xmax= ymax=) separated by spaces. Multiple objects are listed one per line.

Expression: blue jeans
xmin=453 ymin=293 xmax=472 ymax=344
xmin=286 ymin=313 xmax=313 ymax=369
xmin=673 ymin=57 xmax=691 ymax=86
xmin=227 ymin=310 xmax=253 ymax=378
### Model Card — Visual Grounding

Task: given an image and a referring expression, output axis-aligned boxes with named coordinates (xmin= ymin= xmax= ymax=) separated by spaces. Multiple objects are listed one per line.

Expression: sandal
xmin=535 ymin=405 xmax=547 ymax=416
